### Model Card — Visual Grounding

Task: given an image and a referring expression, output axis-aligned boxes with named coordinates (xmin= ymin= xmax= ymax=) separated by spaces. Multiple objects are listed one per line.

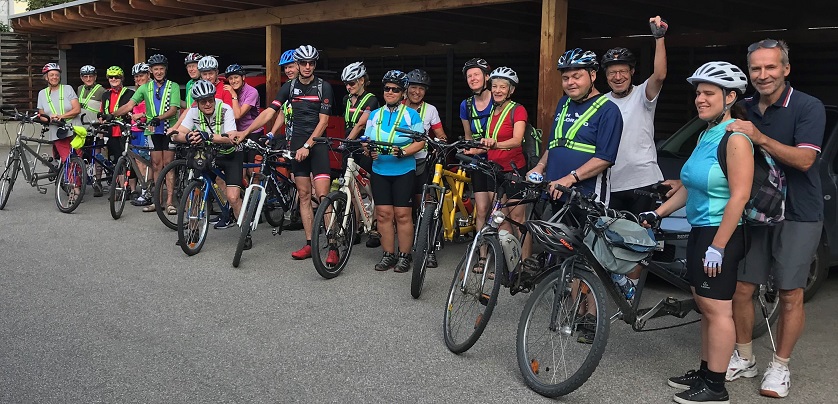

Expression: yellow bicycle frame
xmin=428 ymin=161 xmax=475 ymax=241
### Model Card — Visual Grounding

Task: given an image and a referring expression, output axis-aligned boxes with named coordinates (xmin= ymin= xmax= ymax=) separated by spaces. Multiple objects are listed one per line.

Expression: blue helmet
xmin=557 ymin=48 xmax=598 ymax=71
xmin=225 ymin=64 xmax=246 ymax=77
xmin=278 ymin=49 xmax=296 ymax=66
xmin=382 ymin=70 xmax=409 ymax=89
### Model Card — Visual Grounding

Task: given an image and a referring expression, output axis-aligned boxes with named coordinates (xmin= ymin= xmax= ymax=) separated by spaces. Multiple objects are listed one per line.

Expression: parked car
xmin=655 ymin=105 xmax=838 ymax=301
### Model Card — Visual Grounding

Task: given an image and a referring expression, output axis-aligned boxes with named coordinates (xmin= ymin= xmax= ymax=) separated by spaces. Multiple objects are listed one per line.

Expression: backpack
xmin=717 ymin=130 xmax=786 ymax=224
xmin=510 ymin=105 xmax=543 ymax=171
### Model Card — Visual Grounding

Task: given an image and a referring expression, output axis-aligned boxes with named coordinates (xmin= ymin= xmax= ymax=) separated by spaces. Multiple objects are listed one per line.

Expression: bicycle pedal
xmin=271 ymin=227 xmax=282 ymax=236
xmin=38 ymin=188 xmax=47 ymax=194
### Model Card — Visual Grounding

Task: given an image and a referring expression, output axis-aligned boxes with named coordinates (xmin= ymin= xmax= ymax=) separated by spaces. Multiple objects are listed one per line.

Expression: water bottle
xmin=527 ymin=171 xmax=544 ymax=183
xmin=611 ymin=273 xmax=636 ymax=300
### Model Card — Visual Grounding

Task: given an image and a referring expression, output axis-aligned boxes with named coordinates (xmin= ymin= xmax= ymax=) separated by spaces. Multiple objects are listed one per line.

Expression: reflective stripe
xmin=470 ymin=97 xmax=485 ymax=138
xmin=79 ymin=84 xmax=102 ymax=112
xmin=200 ymin=103 xmax=234 ymax=154
xmin=548 ymin=96 xmax=608 ymax=154
xmin=486 ymin=101 xmax=516 ymax=140
xmin=344 ymin=92 xmax=373 ymax=128
xmin=46 ymin=86 xmax=67 ymax=122
xmin=147 ymin=80 xmax=172 ymax=117
xmin=375 ymin=105 xmax=407 ymax=144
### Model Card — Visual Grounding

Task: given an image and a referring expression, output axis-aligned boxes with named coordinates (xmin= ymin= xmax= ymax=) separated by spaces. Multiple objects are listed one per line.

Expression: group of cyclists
xmin=22 ymin=13 xmax=827 ymax=404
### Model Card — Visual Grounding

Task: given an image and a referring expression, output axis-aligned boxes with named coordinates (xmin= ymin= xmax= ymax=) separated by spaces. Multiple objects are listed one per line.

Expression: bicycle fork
xmin=238 ymin=184 xmax=266 ymax=231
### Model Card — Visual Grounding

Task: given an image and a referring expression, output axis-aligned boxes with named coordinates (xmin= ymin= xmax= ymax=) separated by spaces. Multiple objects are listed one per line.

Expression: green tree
xmin=27 ymin=0 xmax=74 ymax=11
xmin=0 ymin=22 xmax=11 ymax=33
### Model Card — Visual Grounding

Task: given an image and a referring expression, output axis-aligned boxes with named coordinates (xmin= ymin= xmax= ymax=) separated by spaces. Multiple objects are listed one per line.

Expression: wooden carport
xmin=9 ymin=0 xmax=838 ymax=137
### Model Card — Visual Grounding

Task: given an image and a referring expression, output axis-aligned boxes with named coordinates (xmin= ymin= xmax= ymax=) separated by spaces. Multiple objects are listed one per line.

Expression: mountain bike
xmin=232 ymin=138 xmax=295 ymax=268
xmin=90 ymin=118 xmax=153 ymax=220
xmin=443 ymin=154 xmax=548 ymax=353
xmin=393 ymin=127 xmax=483 ymax=298
xmin=0 ymin=108 xmax=62 ymax=210
xmin=153 ymin=143 xmax=190 ymax=230
xmin=515 ymin=184 xmax=780 ymax=398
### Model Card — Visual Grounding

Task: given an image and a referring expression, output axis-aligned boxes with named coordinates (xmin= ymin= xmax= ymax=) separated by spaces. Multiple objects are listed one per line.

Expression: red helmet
xmin=42 ymin=63 xmax=61 ymax=74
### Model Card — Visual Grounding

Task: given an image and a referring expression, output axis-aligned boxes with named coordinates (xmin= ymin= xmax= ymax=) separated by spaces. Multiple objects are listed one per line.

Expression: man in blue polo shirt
xmin=724 ymin=39 xmax=826 ymax=399
xmin=527 ymin=48 xmax=623 ymax=205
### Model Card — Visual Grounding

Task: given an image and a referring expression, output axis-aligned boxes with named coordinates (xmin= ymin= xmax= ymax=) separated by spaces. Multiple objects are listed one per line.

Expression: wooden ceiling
xmin=10 ymin=0 xmax=838 ymax=57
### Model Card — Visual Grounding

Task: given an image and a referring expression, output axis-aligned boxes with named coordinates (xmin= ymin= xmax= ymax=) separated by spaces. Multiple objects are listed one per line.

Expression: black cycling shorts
xmin=471 ymin=168 xmax=491 ymax=193
xmin=686 ymin=225 xmax=746 ymax=300
xmin=289 ymin=136 xmax=329 ymax=177
xmin=609 ymin=184 xmax=659 ymax=215
xmin=215 ymin=151 xmax=245 ymax=190
xmin=372 ymin=171 xmax=414 ymax=207
xmin=150 ymin=134 xmax=171 ymax=152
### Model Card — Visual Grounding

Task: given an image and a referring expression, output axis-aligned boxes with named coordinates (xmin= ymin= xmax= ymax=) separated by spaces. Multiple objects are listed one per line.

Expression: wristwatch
xmin=570 ymin=170 xmax=581 ymax=182
xmin=303 ymin=142 xmax=311 ymax=149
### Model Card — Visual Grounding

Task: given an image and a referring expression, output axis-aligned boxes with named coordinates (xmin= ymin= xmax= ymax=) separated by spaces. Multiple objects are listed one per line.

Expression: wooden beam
xmin=37 ymin=15 xmax=73 ymax=32
xmin=74 ymin=6 xmax=124 ymax=27
xmin=266 ymin=25 xmax=282 ymax=128
xmin=149 ymin=0 xmax=229 ymax=14
xmin=59 ymin=0 xmax=524 ymax=45
xmin=93 ymin=2 xmax=155 ymax=23
xmin=326 ymin=38 xmax=531 ymax=58
xmin=176 ymin=0 xmax=249 ymax=11
xmin=49 ymin=11 xmax=90 ymax=30
xmin=222 ymin=0 xmax=277 ymax=7
xmin=110 ymin=0 xmax=180 ymax=19
xmin=128 ymin=0 xmax=195 ymax=17
xmin=134 ymin=38 xmax=146 ymax=65
xmin=537 ymin=0 xmax=566 ymax=134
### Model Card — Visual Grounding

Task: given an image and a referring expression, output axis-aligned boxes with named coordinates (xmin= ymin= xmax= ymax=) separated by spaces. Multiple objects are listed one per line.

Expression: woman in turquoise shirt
xmin=642 ymin=61 xmax=753 ymax=404
xmin=364 ymin=70 xmax=425 ymax=273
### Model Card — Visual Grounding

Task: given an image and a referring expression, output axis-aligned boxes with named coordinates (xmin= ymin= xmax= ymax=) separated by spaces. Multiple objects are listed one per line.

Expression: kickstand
xmin=760 ymin=296 xmax=777 ymax=353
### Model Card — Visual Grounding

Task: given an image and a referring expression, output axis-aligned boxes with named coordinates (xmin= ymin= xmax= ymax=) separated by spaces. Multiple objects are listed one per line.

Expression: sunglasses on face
xmin=298 ymin=61 xmax=315 ymax=67
xmin=344 ymin=80 xmax=358 ymax=87
xmin=383 ymin=86 xmax=403 ymax=93
xmin=748 ymin=39 xmax=780 ymax=52
xmin=107 ymin=76 xmax=121 ymax=79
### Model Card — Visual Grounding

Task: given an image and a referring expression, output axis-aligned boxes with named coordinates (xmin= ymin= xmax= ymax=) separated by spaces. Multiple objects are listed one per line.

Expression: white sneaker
xmin=725 ymin=350 xmax=758 ymax=381
xmin=760 ymin=361 xmax=790 ymax=398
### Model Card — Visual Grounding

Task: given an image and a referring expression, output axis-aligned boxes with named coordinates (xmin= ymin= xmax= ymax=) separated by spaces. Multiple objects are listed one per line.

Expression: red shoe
xmin=291 ymin=244 xmax=312 ymax=260
xmin=326 ymin=249 xmax=340 ymax=266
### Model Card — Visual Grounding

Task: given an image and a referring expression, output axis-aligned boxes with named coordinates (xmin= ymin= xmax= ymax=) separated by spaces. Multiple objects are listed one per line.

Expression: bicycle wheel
xmin=233 ymin=187 xmax=261 ymax=268
xmin=752 ymin=276 xmax=780 ymax=338
xmin=263 ymin=178 xmax=287 ymax=227
xmin=155 ymin=159 xmax=188 ymax=230
xmin=516 ymin=265 xmax=609 ymax=398
xmin=411 ymin=204 xmax=438 ymax=299
xmin=108 ymin=157 xmax=129 ymax=220
xmin=178 ymin=180 xmax=209 ymax=256
xmin=311 ymin=191 xmax=356 ymax=279
xmin=55 ymin=154 xmax=86 ymax=213
xmin=443 ymin=234 xmax=503 ymax=354
xmin=0 ymin=150 xmax=21 ymax=210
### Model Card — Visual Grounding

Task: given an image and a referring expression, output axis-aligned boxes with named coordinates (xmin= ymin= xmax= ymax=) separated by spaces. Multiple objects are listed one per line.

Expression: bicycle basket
xmin=583 ymin=216 xmax=656 ymax=274
xmin=186 ymin=147 xmax=216 ymax=171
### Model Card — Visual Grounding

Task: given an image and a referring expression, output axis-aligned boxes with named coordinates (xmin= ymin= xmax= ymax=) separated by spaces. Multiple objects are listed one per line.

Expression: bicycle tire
xmin=108 ymin=156 xmax=129 ymax=220
xmin=233 ymin=187 xmax=261 ymax=268
xmin=178 ymin=180 xmax=209 ymax=256
xmin=155 ymin=159 xmax=188 ymax=230
xmin=0 ymin=150 xmax=21 ymax=210
xmin=55 ymin=154 xmax=86 ymax=213
xmin=411 ymin=205 xmax=436 ymax=299
xmin=263 ymin=179 xmax=287 ymax=227
xmin=516 ymin=266 xmax=609 ymax=398
xmin=443 ymin=234 xmax=503 ymax=354
xmin=311 ymin=191 xmax=356 ymax=279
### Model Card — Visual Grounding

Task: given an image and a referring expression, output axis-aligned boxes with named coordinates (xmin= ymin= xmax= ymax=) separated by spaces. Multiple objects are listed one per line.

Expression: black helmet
xmin=406 ymin=69 xmax=431 ymax=87
xmin=601 ymin=47 xmax=636 ymax=69
xmin=462 ymin=58 xmax=490 ymax=76
xmin=147 ymin=54 xmax=168 ymax=67
xmin=525 ymin=220 xmax=581 ymax=258
xmin=382 ymin=70 xmax=409 ymax=89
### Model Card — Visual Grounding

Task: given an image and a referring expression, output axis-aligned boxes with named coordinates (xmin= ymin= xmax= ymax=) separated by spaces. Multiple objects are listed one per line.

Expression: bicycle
xmin=392 ymin=127 xmax=483 ymax=298
xmin=443 ymin=154 xmax=548 ymax=353
xmin=310 ymin=136 xmax=402 ymax=279
xmin=176 ymin=136 xmax=259 ymax=256
xmin=91 ymin=117 xmax=154 ymax=220
xmin=0 ymin=108 xmax=62 ymax=210
xmin=232 ymin=137 xmax=295 ymax=268
xmin=514 ymin=184 xmax=780 ymax=398
xmin=153 ymin=143 xmax=190 ymax=230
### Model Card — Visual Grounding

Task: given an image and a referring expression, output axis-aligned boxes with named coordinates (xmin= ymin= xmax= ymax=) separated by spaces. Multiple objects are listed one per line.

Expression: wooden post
xmin=266 ymin=24 xmax=282 ymax=130
xmin=537 ymin=0 xmax=567 ymax=142
xmin=134 ymin=37 xmax=146 ymax=64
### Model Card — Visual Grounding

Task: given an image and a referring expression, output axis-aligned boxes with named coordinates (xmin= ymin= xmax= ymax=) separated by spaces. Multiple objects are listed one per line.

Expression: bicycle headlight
xmin=490 ymin=210 xmax=505 ymax=227
xmin=337 ymin=177 xmax=346 ymax=187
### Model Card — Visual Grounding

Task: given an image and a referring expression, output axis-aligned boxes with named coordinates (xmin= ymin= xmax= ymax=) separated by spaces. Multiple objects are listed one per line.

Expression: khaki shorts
xmin=737 ymin=220 xmax=823 ymax=290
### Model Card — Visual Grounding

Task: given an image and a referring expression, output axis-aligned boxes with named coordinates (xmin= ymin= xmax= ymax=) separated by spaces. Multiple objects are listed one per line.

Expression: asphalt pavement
xmin=1 ymin=157 xmax=837 ymax=403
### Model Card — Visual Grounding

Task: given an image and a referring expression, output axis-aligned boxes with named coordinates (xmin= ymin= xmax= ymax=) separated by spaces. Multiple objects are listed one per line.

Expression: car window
xmin=657 ymin=116 xmax=705 ymax=157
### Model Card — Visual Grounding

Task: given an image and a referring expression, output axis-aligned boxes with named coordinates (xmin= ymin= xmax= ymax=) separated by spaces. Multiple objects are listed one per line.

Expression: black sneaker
xmin=374 ymin=252 xmax=397 ymax=271
xmin=669 ymin=369 xmax=704 ymax=390
xmin=243 ymin=235 xmax=253 ymax=250
xmin=92 ymin=182 xmax=103 ymax=197
xmin=214 ymin=215 xmax=234 ymax=230
xmin=673 ymin=379 xmax=729 ymax=404
xmin=427 ymin=251 xmax=438 ymax=268
xmin=394 ymin=252 xmax=412 ymax=273
xmin=366 ymin=235 xmax=381 ymax=248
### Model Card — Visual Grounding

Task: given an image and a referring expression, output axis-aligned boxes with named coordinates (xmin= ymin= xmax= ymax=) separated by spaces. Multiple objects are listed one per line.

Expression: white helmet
xmin=191 ymin=79 xmax=216 ymax=101
xmin=686 ymin=61 xmax=748 ymax=94
xmin=131 ymin=63 xmax=149 ymax=76
xmin=80 ymin=65 xmax=96 ymax=75
xmin=341 ymin=62 xmax=366 ymax=82
xmin=197 ymin=56 xmax=219 ymax=72
xmin=293 ymin=45 xmax=319 ymax=62
xmin=490 ymin=66 xmax=519 ymax=85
